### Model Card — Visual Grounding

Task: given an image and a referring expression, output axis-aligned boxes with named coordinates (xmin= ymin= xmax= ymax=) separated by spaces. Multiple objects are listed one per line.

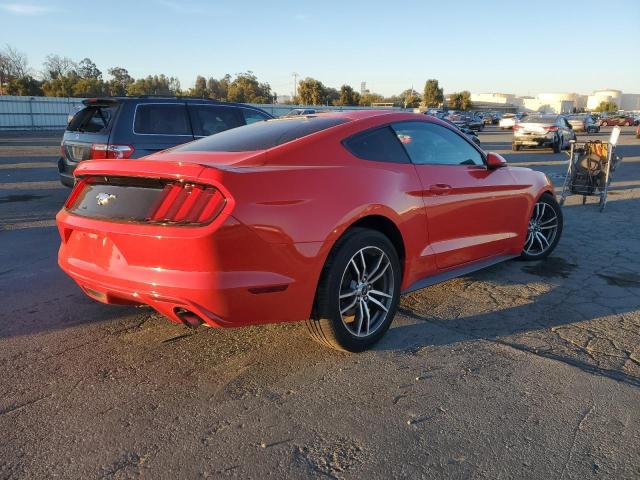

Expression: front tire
xmin=520 ymin=193 xmax=563 ymax=260
xmin=307 ymin=228 xmax=401 ymax=352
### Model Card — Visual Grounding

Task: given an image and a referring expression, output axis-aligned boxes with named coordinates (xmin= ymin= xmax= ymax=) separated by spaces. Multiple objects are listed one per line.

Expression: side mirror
xmin=486 ymin=152 xmax=507 ymax=169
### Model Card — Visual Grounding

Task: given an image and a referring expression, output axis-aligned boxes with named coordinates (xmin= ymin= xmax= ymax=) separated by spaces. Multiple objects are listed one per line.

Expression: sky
xmin=1 ymin=0 xmax=639 ymax=97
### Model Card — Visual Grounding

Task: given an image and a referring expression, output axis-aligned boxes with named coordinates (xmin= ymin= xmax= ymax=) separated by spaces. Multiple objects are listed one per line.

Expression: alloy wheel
xmin=338 ymin=246 xmax=394 ymax=337
xmin=523 ymin=201 xmax=559 ymax=256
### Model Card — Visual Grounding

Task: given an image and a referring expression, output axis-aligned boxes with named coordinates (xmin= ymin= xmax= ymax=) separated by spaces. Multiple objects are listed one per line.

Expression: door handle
xmin=428 ymin=184 xmax=452 ymax=195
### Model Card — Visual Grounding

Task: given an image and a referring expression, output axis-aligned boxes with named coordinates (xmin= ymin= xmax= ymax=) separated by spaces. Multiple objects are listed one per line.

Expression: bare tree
xmin=42 ymin=54 xmax=77 ymax=80
xmin=0 ymin=45 xmax=29 ymax=93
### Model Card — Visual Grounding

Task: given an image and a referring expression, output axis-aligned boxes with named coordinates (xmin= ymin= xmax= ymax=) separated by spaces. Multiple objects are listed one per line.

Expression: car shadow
xmin=375 ymin=196 xmax=640 ymax=387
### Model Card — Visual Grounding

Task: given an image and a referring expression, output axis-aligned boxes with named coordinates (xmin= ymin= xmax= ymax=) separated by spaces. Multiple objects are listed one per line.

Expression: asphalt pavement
xmin=1 ymin=126 xmax=639 ymax=479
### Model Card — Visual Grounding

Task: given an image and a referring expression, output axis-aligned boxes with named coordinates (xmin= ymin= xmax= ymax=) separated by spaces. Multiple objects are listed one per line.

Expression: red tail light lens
xmin=544 ymin=126 xmax=559 ymax=132
xmin=512 ymin=125 xmax=522 ymax=130
xmin=89 ymin=144 xmax=135 ymax=160
xmin=146 ymin=182 xmax=226 ymax=225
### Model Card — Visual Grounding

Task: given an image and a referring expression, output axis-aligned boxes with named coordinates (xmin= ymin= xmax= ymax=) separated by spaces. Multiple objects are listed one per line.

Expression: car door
xmin=391 ymin=121 xmax=522 ymax=270
xmin=187 ymin=104 xmax=245 ymax=138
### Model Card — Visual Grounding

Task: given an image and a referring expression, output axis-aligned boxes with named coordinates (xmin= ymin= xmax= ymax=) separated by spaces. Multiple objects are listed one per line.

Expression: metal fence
xmin=0 ymin=95 xmax=402 ymax=131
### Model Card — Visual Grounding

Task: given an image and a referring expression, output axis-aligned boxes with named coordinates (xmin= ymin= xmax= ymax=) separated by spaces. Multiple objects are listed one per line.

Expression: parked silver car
xmin=512 ymin=114 xmax=576 ymax=153
xmin=567 ymin=114 xmax=600 ymax=133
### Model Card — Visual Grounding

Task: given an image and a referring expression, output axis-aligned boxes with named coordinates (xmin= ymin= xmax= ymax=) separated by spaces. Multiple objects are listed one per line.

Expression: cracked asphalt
xmin=1 ymin=126 xmax=639 ymax=479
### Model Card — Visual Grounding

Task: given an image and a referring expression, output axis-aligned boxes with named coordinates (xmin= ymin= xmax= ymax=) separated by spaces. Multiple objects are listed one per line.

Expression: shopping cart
xmin=558 ymin=127 xmax=622 ymax=212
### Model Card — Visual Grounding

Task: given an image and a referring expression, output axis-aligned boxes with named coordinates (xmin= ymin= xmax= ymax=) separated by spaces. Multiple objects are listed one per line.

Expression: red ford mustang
xmin=57 ymin=111 xmax=562 ymax=351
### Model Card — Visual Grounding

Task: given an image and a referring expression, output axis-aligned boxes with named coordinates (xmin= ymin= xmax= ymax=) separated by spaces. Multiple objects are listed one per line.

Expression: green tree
xmin=207 ymin=74 xmax=231 ymax=100
xmin=77 ymin=58 xmax=102 ymax=79
xmin=297 ymin=77 xmax=326 ymax=105
xmin=106 ymin=67 xmax=134 ymax=96
xmin=72 ymin=77 xmax=106 ymax=97
xmin=399 ymin=88 xmax=421 ymax=108
xmin=423 ymin=79 xmax=443 ymax=107
xmin=227 ymin=72 xmax=272 ymax=103
xmin=594 ymin=101 xmax=617 ymax=113
xmin=325 ymin=87 xmax=340 ymax=106
xmin=448 ymin=90 xmax=472 ymax=110
xmin=126 ymin=74 xmax=181 ymax=96
xmin=42 ymin=72 xmax=79 ymax=97
xmin=190 ymin=75 xmax=208 ymax=97
xmin=359 ymin=92 xmax=384 ymax=106
xmin=338 ymin=84 xmax=357 ymax=106
xmin=6 ymin=75 xmax=43 ymax=96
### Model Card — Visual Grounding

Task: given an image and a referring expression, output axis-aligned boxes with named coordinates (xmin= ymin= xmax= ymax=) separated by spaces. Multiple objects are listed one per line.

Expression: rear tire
xmin=519 ymin=193 xmax=563 ymax=261
xmin=552 ymin=135 xmax=561 ymax=153
xmin=512 ymin=143 xmax=521 ymax=151
xmin=306 ymin=228 xmax=401 ymax=352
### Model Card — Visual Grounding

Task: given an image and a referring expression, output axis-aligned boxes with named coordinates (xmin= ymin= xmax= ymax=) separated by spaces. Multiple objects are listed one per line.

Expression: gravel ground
xmin=1 ymin=127 xmax=639 ymax=479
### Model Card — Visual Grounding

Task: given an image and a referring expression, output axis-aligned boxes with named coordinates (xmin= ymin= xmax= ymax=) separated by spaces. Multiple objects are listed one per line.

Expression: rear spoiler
xmin=82 ymin=98 xmax=120 ymax=107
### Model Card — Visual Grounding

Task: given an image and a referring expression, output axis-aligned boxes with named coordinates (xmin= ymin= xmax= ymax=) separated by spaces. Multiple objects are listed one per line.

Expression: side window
xmin=391 ymin=122 xmax=483 ymax=166
xmin=189 ymin=105 xmax=244 ymax=136
xmin=134 ymin=104 xmax=190 ymax=135
xmin=343 ymin=126 xmax=410 ymax=163
xmin=242 ymin=109 xmax=270 ymax=125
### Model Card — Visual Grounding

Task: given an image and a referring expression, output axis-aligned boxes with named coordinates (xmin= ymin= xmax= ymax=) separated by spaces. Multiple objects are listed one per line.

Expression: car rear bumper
xmin=58 ymin=157 xmax=77 ymax=187
xmin=56 ymin=209 xmax=325 ymax=328
xmin=513 ymin=134 xmax=554 ymax=147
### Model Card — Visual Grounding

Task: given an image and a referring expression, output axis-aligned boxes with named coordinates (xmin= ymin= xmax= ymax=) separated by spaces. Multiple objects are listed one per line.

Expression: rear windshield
xmin=524 ymin=116 xmax=556 ymax=124
xmin=67 ymin=105 xmax=118 ymax=133
xmin=174 ymin=116 xmax=349 ymax=152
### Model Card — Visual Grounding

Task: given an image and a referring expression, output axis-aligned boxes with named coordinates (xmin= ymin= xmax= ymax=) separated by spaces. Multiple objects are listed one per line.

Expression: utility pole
xmin=292 ymin=72 xmax=299 ymax=101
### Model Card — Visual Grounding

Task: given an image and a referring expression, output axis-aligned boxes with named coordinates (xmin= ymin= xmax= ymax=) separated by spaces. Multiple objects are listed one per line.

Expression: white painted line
xmin=0 ymin=181 xmax=64 ymax=190
xmin=0 ymin=219 xmax=57 ymax=231
xmin=0 ymin=162 xmax=57 ymax=169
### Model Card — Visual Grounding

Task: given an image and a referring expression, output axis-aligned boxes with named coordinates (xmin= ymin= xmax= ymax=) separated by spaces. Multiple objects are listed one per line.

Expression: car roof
xmin=82 ymin=96 xmax=269 ymax=110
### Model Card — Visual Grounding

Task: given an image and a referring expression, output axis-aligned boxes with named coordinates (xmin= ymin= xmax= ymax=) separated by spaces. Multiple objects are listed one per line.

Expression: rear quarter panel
xmin=214 ymin=136 xmax=429 ymax=290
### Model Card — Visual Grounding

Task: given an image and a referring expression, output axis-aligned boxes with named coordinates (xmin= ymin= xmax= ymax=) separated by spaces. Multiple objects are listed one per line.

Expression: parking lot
xmin=1 ymin=126 xmax=639 ymax=479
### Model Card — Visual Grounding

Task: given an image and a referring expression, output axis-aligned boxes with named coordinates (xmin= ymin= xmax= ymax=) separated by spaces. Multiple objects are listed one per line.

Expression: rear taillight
xmin=513 ymin=125 xmax=522 ymax=130
xmin=146 ymin=182 xmax=226 ymax=225
xmin=64 ymin=177 xmax=91 ymax=208
xmin=89 ymin=143 xmax=135 ymax=160
xmin=544 ymin=126 xmax=559 ymax=132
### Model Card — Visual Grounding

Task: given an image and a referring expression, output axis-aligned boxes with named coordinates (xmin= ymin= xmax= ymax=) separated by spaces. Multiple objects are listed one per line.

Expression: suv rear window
xmin=175 ymin=116 xmax=348 ymax=152
xmin=134 ymin=104 xmax=191 ymax=136
xmin=67 ymin=105 xmax=118 ymax=133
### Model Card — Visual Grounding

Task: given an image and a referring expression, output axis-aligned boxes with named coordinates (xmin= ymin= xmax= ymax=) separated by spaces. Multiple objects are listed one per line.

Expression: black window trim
xmin=343 ymin=120 xmax=487 ymax=167
xmin=392 ymin=120 xmax=487 ymax=168
xmin=341 ymin=124 xmax=412 ymax=164
xmin=132 ymin=102 xmax=193 ymax=137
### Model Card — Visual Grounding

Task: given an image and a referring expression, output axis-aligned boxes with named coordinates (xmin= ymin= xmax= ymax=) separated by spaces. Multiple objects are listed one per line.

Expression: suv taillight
xmin=544 ymin=126 xmax=559 ymax=132
xmin=90 ymin=143 xmax=135 ymax=160
xmin=147 ymin=182 xmax=226 ymax=224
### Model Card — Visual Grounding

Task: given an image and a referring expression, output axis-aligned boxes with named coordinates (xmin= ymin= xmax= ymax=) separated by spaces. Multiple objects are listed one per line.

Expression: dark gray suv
xmin=58 ymin=97 xmax=273 ymax=186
